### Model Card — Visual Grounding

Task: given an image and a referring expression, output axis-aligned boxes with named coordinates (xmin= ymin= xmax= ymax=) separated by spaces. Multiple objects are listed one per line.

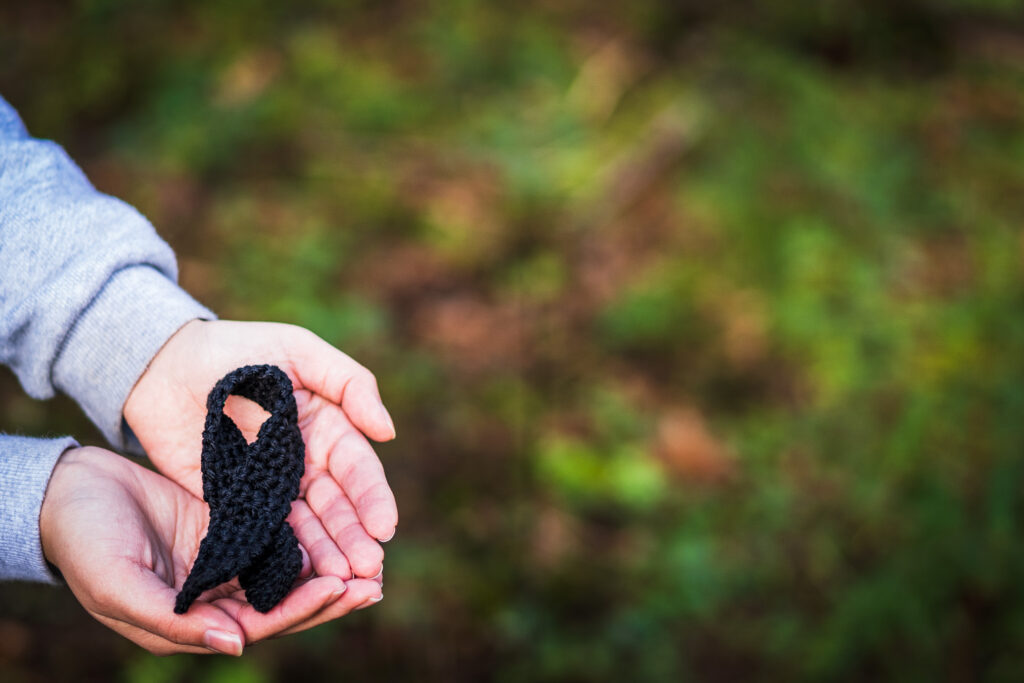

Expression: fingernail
xmin=378 ymin=529 xmax=396 ymax=543
xmin=204 ymin=630 xmax=243 ymax=656
xmin=378 ymin=401 xmax=396 ymax=438
xmin=330 ymin=584 xmax=348 ymax=600
xmin=357 ymin=592 xmax=384 ymax=610
xmin=371 ymin=565 xmax=383 ymax=581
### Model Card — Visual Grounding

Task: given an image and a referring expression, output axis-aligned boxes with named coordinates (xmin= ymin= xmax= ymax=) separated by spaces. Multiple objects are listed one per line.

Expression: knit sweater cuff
xmin=0 ymin=435 xmax=78 ymax=583
xmin=52 ymin=265 xmax=215 ymax=453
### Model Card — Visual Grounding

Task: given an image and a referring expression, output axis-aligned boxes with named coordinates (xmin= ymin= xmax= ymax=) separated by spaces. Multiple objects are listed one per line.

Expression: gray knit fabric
xmin=0 ymin=436 xmax=77 ymax=582
xmin=0 ymin=94 xmax=214 ymax=582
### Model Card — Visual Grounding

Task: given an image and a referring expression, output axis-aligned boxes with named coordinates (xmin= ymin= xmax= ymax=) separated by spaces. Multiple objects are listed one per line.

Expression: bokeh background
xmin=3 ymin=1 xmax=1024 ymax=681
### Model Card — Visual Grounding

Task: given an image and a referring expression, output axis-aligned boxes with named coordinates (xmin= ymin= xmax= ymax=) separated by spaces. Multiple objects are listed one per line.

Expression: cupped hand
xmin=123 ymin=320 xmax=398 ymax=581
xmin=40 ymin=446 xmax=384 ymax=655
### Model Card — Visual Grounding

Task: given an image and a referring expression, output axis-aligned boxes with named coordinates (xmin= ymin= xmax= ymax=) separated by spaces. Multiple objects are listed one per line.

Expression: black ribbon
xmin=175 ymin=364 xmax=305 ymax=614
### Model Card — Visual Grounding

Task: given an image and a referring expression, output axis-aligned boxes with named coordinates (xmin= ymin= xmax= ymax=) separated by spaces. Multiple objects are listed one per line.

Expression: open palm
xmin=40 ymin=447 xmax=383 ymax=655
xmin=123 ymin=320 xmax=398 ymax=581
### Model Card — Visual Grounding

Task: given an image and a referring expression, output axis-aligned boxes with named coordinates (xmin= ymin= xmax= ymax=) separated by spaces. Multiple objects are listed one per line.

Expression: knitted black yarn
xmin=174 ymin=364 xmax=305 ymax=615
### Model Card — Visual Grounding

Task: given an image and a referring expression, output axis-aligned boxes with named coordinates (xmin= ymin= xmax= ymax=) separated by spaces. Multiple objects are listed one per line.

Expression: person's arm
xmin=0 ymin=94 xmax=214 ymax=452
xmin=0 ymin=95 xmax=396 ymax=593
xmin=0 ymin=94 xmax=214 ymax=586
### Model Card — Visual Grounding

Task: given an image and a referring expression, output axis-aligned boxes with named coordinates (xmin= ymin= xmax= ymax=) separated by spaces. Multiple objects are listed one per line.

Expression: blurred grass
xmin=3 ymin=0 xmax=1024 ymax=680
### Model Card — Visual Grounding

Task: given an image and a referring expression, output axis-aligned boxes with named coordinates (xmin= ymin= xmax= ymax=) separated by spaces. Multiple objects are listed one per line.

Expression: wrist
xmin=38 ymin=447 xmax=85 ymax=572
xmin=123 ymin=318 xmax=206 ymax=437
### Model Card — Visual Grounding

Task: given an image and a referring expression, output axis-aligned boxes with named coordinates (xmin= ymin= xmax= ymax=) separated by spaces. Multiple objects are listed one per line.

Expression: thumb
xmin=93 ymin=562 xmax=246 ymax=656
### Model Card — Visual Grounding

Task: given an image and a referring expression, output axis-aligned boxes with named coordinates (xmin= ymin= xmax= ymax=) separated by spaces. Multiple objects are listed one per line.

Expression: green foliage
xmin=3 ymin=0 xmax=1024 ymax=680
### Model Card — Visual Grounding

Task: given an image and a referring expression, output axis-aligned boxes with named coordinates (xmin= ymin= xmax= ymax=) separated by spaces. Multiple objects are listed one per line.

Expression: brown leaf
xmin=655 ymin=408 xmax=734 ymax=482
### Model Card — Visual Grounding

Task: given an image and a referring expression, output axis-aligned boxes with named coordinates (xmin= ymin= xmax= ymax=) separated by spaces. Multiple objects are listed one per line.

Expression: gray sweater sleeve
xmin=0 ymin=95 xmax=215 ymax=582
xmin=0 ymin=436 xmax=77 ymax=582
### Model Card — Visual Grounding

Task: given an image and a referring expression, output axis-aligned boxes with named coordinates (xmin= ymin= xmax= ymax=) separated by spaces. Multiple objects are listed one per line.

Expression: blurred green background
xmin=3 ymin=0 xmax=1024 ymax=680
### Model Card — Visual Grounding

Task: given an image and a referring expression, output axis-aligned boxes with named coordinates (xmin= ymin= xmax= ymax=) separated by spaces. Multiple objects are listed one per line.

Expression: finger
xmin=305 ymin=474 xmax=385 ymax=577
xmin=304 ymin=404 xmax=398 ymax=541
xmin=277 ymin=579 xmax=383 ymax=637
xmin=90 ymin=561 xmax=245 ymax=656
xmin=289 ymin=499 xmax=352 ymax=579
xmin=213 ymin=576 xmax=346 ymax=643
xmin=288 ymin=327 xmax=396 ymax=441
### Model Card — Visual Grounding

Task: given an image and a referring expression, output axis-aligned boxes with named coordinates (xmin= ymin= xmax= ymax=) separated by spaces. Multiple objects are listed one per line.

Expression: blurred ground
xmin=3 ymin=1 xmax=1024 ymax=681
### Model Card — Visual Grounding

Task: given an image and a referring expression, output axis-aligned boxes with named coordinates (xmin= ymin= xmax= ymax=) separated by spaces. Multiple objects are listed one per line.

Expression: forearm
xmin=0 ymin=95 xmax=214 ymax=450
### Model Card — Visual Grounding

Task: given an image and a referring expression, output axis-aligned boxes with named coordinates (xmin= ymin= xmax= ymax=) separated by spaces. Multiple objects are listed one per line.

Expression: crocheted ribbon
xmin=174 ymin=364 xmax=305 ymax=614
